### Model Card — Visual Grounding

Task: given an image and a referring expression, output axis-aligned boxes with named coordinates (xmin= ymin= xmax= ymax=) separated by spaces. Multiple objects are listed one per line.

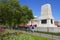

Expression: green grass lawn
xmin=26 ymin=34 xmax=52 ymax=40
xmin=0 ymin=29 xmax=52 ymax=40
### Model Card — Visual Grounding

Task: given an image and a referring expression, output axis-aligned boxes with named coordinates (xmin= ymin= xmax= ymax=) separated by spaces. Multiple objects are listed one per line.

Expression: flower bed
xmin=0 ymin=30 xmax=52 ymax=40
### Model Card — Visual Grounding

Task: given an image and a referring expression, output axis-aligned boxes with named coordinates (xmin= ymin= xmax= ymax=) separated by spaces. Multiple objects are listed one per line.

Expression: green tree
xmin=22 ymin=5 xmax=34 ymax=22
xmin=0 ymin=0 xmax=34 ymax=28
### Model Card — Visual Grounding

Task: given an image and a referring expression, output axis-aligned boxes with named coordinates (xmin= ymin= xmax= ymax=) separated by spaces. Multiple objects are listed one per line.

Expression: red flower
xmin=0 ymin=28 xmax=5 ymax=32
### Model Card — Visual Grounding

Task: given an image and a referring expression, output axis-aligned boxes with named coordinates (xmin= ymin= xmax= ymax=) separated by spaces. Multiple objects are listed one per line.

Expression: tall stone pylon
xmin=40 ymin=4 xmax=53 ymax=19
xmin=39 ymin=4 xmax=57 ymax=27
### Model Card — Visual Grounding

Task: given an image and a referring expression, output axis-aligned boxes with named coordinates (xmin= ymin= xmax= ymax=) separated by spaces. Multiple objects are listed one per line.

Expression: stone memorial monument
xmin=39 ymin=4 xmax=56 ymax=27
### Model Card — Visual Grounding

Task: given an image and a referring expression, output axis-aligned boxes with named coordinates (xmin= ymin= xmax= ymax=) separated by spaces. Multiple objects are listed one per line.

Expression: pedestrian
xmin=31 ymin=25 xmax=35 ymax=32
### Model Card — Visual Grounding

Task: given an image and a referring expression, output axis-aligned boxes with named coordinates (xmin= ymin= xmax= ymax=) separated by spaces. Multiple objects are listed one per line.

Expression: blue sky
xmin=19 ymin=0 xmax=60 ymax=20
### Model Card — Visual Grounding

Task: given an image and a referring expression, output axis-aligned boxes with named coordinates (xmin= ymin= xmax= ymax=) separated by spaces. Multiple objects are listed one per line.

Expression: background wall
xmin=34 ymin=27 xmax=60 ymax=33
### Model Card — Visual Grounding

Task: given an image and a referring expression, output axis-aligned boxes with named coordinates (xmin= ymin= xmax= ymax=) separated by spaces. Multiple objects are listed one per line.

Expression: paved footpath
xmin=21 ymin=31 xmax=60 ymax=40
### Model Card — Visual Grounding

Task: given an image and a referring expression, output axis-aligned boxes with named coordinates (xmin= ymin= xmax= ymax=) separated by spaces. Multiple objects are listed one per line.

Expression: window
xmin=51 ymin=19 xmax=53 ymax=24
xmin=41 ymin=19 xmax=47 ymax=24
